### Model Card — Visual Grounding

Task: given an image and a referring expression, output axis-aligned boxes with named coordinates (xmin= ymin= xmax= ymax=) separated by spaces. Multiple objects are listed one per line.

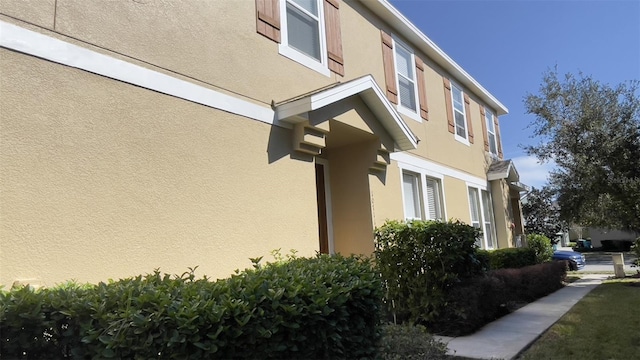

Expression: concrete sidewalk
xmin=437 ymin=274 xmax=608 ymax=360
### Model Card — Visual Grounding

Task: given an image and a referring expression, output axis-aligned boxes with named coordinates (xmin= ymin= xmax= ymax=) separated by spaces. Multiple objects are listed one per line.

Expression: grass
xmin=517 ymin=278 xmax=640 ymax=360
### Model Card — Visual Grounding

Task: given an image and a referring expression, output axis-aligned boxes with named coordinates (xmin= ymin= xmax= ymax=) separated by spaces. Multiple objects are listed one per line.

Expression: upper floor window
xmin=394 ymin=41 xmax=419 ymax=114
xmin=452 ymin=84 xmax=467 ymax=140
xmin=256 ymin=0 xmax=344 ymax=76
xmin=280 ymin=0 xmax=327 ymax=74
xmin=485 ymin=109 xmax=498 ymax=156
xmin=285 ymin=0 xmax=323 ymax=61
xmin=381 ymin=30 xmax=429 ymax=122
xmin=443 ymin=77 xmax=474 ymax=145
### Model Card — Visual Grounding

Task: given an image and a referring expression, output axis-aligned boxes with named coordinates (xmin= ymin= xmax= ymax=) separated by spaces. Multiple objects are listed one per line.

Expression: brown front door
xmin=315 ymin=163 xmax=329 ymax=254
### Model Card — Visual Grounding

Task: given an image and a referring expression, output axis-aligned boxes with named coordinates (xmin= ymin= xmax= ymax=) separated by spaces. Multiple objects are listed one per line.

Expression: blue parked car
xmin=552 ymin=250 xmax=586 ymax=270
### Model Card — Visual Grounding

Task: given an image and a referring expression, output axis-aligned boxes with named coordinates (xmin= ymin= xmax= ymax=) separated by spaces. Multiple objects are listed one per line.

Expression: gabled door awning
xmin=274 ymin=75 xmax=418 ymax=151
xmin=487 ymin=159 xmax=531 ymax=191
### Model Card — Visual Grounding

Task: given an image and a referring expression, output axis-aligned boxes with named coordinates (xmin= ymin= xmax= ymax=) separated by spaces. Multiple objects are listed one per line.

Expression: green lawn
xmin=517 ymin=278 xmax=640 ymax=360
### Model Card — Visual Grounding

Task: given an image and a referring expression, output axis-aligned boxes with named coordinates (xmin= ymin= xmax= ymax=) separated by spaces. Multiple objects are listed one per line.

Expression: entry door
xmin=315 ymin=160 xmax=333 ymax=254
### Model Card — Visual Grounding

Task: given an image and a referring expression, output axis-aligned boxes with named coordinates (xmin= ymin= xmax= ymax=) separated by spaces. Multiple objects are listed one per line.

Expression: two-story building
xmin=0 ymin=0 xmax=527 ymax=287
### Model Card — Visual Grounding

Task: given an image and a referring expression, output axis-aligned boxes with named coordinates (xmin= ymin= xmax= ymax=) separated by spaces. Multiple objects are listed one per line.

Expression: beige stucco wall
xmin=491 ymin=180 xmax=514 ymax=248
xmin=326 ymin=141 xmax=375 ymax=256
xmin=0 ymin=0 xmax=518 ymax=285
xmin=2 ymin=0 xmax=500 ymax=182
xmin=441 ymin=177 xmax=472 ymax=223
xmin=2 ymin=0 xmax=501 ymax=177
xmin=0 ymin=0 xmax=55 ymax=29
xmin=370 ymin=164 xmax=403 ymax=228
xmin=0 ymin=49 xmax=320 ymax=287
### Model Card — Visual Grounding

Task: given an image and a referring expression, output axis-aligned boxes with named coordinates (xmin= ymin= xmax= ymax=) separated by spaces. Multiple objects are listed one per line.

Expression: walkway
xmin=436 ymin=274 xmax=609 ymax=360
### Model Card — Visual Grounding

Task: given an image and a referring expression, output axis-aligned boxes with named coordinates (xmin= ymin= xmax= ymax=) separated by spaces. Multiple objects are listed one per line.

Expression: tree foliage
xmin=524 ymin=70 xmax=640 ymax=232
xmin=521 ymin=186 xmax=566 ymax=240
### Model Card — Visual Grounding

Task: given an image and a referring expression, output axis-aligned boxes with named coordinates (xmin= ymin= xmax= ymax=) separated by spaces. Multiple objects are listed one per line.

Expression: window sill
xmin=397 ymin=105 xmax=422 ymax=122
xmin=454 ymin=134 xmax=470 ymax=146
xmin=279 ymin=44 xmax=330 ymax=77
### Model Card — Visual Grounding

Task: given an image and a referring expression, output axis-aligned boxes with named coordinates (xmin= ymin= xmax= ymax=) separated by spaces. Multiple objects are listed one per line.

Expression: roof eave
xmin=358 ymin=0 xmax=509 ymax=116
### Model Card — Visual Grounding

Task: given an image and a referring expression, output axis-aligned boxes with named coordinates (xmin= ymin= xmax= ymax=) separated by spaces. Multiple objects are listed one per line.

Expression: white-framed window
xmin=485 ymin=109 xmax=498 ymax=156
xmin=393 ymin=39 xmax=420 ymax=120
xmin=468 ymin=186 xmax=496 ymax=249
xmin=279 ymin=0 xmax=330 ymax=76
xmin=481 ymin=190 xmax=496 ymax=249
xmin=451 ymin=83 xmax=468 ymax=142
xmin=400 ymin=167 xmax=446 ymax=221
xmin=425 ymin=177 xmax=444 ymax=220
xmin=402 ymin=171 xmax=422 ymax=220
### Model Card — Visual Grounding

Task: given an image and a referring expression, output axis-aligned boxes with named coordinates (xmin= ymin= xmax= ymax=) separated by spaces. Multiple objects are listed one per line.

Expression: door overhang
xmin=274 ymin=75 xmax=419 ymax=153
xmin=487 ymin=159 xmax=531 ymax=192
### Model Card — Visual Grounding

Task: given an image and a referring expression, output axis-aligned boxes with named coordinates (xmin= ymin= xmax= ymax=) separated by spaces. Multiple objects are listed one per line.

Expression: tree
xmin=521 ymin=186 xmax=566 ymax=241
xmin=524 ymin=70 xmax=640 ymax=232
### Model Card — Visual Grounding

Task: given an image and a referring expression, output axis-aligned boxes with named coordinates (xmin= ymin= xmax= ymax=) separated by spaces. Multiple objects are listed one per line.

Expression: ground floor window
xmin=402 ymin=171 xmax=422 ymax=220
xmin=468 ymin=186 xmax=496 ymax=249
xmin=425 ymin=177 xmax=444 ymax=220
xmin=402 ymin=170 xmax=445 ymax=221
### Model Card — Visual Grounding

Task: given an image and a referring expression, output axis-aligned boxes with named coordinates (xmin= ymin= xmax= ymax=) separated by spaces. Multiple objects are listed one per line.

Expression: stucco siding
xmin=0 ymin=0 xmax=521 ymax=286
xmin=0 ymin=0 xmax=55 ymax=29
xmin=0 ymin=49 xmax=319 ymax=287
xmin=442 ymin=176 xmax=472 ymax=223
xmin=53 ymin=0 xmax=337 ymax=106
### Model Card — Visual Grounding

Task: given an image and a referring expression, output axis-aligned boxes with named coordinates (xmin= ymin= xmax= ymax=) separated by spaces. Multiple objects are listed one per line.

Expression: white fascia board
xmin=0 ymin=21 xmax=276 ymax=125
xmin=391 ymin=152 xmax=487 ymax=188
xmin=275 ymin=77 xmax=373 ymax=121
xmin=276 ymin=75 xmax=418 ymax=150
xmin=487 ymin=171 xmax=508 ymax=181
xmin=358 ymin=0 xmax=509 ymax=116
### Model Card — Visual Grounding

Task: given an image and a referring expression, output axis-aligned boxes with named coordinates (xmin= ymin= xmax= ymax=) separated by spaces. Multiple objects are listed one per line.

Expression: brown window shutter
xmin=495 ymin=115 xmax=503 ymax=159
xmin=415 ymin=57 xmax=429 ymax=120
xmin=324 ymin=0 xmax=344 ymax=76
xmin=381 ymin=30 xmax=398 ymax=104
xmin=443 ymin=77 xmax=454 ymax=134
xmin=464 ymin=93 xmax=474 ymax=144
xmin=256 ymin=0 xmax=281 ymax=43
xmin=480 ymin=106 xmax=489 ymax=151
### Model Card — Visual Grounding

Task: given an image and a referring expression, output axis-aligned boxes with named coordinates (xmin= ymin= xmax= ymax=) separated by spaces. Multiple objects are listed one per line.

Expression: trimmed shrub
xmin=478 ymin=247 xmax=537 ymax=270
xmin=490 ymin=260 xmax=568 ymax=302
xmin=0 ymin=254 xmax=382 ymax=359
xmin=432 ymin=261 xmax=568 ymax=336
xmin=527 ymin=234 xmax=554 ymax=263
xmin=377 ymin=323 xmax=448 ymax=360
xmin=374 ymin=220 xmax=483 ymax=325
xmin=431 ymin=274 xmax=508 ymax=336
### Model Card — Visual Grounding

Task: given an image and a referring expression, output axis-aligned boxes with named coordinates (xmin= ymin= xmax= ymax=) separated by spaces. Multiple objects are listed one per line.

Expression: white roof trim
xmin=275 ymin=75 xmax=418 ymax=151
xmin=358 ymin=0 xmax=509 ymax=116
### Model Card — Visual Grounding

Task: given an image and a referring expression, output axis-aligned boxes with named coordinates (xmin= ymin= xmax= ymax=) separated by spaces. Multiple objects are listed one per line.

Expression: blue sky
xmin=389 ymin=0 xmax=640 ymax=189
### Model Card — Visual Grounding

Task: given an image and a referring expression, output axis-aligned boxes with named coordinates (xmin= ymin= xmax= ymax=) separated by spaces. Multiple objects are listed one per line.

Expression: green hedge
xmin=432 ymin=260 xmax=568 ymax=335
xmin=0 ymin=254 xmax=382 ymax=359
xmin=374 ymin=220 xmax=483 ymax=325
xmin=478 ymin=247 xmax=537 ymax=270
xmin=527 ymin=233 xmax=554 ymax=263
